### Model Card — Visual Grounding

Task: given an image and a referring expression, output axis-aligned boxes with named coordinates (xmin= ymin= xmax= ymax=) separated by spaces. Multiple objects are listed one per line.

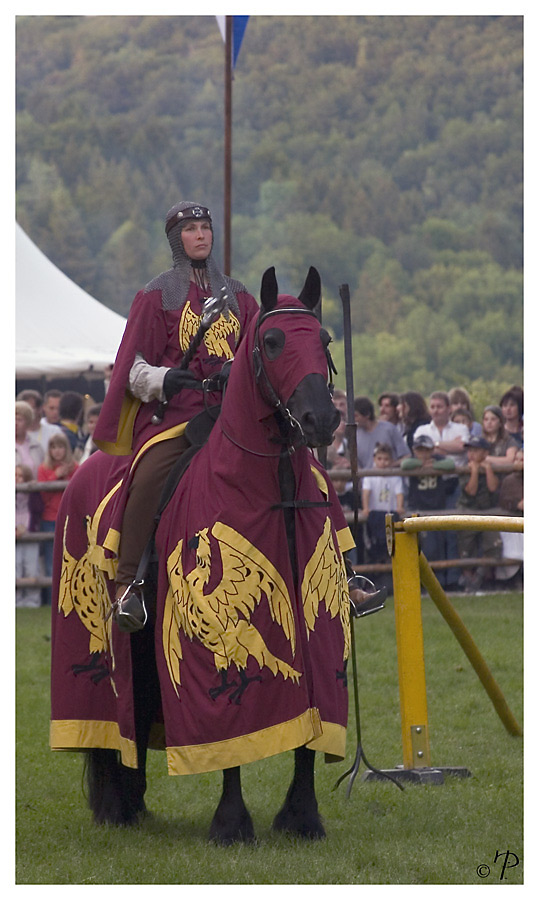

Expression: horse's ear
xmin=298 ymin=267 xmax=321 ymax=312
xmin=260 ymin=267 xmax=278 ymax=312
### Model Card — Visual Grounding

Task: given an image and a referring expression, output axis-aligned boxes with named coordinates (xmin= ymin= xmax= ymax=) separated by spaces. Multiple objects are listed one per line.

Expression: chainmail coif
xmin=144 ymin=201 xmax=244 ymax=318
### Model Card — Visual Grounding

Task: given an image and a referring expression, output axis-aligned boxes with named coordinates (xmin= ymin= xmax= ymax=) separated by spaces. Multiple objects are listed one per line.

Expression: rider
xmin=93 ymin=201 xmax=259 ymax=630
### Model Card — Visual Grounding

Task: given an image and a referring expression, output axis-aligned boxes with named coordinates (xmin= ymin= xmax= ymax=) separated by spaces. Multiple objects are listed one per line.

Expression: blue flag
xmin=216 ymin=15 xmax=249 ymax=68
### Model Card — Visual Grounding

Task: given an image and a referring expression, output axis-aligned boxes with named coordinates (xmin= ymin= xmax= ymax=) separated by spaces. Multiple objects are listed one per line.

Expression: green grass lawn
xmin=16 ymin=593 xmax=523 ymax=884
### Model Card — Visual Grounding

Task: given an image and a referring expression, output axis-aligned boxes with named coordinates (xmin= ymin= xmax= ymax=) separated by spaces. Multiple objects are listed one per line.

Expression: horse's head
xmin=254 ymin=267 xmax=340 ymax=448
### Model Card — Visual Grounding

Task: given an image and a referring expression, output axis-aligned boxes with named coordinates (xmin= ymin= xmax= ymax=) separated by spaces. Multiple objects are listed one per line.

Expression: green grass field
xmin=16 ymin=593 xmax=523 ymax=885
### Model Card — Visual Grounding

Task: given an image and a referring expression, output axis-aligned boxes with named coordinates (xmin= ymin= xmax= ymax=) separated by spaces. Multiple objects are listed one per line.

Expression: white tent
xmin=16 ymin=223 xmax=127 ymax=378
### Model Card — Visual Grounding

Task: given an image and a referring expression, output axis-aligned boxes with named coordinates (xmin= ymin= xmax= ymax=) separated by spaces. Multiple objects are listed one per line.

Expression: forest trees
xmin=16 ymin=15 xmax=522 ymax=403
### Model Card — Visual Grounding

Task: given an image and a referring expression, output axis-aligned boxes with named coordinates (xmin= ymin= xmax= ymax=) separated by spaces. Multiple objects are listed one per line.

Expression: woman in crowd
xmin=500 ymin=387 xmax=523 ymax=448
xmin=481 ymin=405 xmax=519 ymax=469
xmin=398 ymin=391 xmax=430 ymax=453
xmin=16 ymin=400 xmax=44 ymax=476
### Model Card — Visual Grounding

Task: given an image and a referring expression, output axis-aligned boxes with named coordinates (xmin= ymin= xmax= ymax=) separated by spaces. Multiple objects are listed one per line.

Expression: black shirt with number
xmin=407 ymin=454 xmax=451 ymax=511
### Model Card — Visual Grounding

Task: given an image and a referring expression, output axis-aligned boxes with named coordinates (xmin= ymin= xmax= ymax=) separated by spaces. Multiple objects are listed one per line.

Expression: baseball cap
xmin=413 ymin=434 xmax=435 ymax=449
xmin=464 ymin=436 xmax=490 ymax=450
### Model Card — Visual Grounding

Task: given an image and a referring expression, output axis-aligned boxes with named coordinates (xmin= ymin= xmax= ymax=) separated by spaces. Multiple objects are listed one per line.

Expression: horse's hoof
xmin=272 ymin=808 xmax=326 ymax=840
xmin=208 ymin=811 xmax=255 ymax=845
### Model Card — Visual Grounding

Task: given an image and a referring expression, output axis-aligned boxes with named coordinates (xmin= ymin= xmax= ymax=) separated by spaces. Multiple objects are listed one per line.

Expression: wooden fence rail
xmin=15 ymin=466 xmax=523 ymax=590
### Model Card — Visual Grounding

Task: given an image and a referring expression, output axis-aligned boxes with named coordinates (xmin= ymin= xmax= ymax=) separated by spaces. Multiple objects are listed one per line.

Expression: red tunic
xmin=94 ymin=281 xmax=258 ymax=457
xmin=91 ymin=281 xmax=258 ymax=558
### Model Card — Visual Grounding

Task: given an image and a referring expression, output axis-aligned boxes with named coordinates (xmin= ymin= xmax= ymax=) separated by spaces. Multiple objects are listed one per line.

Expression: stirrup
xmin=347 ymin=575 xmax=387 ymax=618
xmin=112 ymin=582 xmax=148 ymax=633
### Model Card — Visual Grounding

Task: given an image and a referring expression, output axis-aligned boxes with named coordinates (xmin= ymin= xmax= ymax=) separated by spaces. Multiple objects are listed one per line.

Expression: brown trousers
xmin=115 ymin=434 xmax=190 ymax=585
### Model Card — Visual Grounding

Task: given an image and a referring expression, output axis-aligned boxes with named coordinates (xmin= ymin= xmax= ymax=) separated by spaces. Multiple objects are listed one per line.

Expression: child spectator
xmin=457 ymin=436 xmax=502 ymax=591
xmin=79 ymin=403 xmax=102 ymax=464
xmin=401 ymin=434 xmax=456 ymax=583
xmin=37 ymin=433 xmax=79 ymax=604
xmin=15 ymin=464 xmax=42 ymax=607
xmin=448 ymin=387 xmax=482 ymax=437
xmin=362 ymin=443 xmax=405 ymax=562
xmin=332 ymin=465 xmax=361 ymax=563
xmin=451 ymin=406 xmax=474 ymax=433
xmin=333 ymin=467 xmax=355 ymax=514
xmin=402 ymin=434 xmax=455 ymax=512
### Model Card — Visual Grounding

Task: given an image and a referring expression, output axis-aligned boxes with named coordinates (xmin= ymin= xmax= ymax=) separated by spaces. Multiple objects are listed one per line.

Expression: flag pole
xmin=224 ymin=15 xmax=232 ymax=276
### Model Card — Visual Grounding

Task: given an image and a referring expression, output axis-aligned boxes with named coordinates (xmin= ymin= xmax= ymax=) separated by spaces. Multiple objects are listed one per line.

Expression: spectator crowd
xmin=15 ymin=381 xmax=523 ymax=606
xmin=15 ymin=387 xmax=102 ymax=607
xmin=327 ymin=384 xmax=523 ymax=593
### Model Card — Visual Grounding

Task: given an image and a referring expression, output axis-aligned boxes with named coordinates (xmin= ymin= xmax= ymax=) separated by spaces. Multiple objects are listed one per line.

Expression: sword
xmin=151 ymin=287 xmax=229 ymax=425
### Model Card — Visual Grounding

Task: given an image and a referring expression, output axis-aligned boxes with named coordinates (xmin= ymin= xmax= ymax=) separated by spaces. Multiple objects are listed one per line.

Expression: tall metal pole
xmin=224 ymin=15 xmax=232 ymax=276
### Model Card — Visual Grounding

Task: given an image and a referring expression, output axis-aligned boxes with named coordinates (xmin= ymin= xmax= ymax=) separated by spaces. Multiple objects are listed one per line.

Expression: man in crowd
xmin=413 ymin=391 xmax=469 ymax=466
xmin=354 ymin=395 xmax=409 ymax=469
xmin=378 ymin=391 xmax=402 ymax=431
xmin=41 ymin=389 xmax=62 ymax=426
xmin=413 ymin=390 xmax=470 ymax=589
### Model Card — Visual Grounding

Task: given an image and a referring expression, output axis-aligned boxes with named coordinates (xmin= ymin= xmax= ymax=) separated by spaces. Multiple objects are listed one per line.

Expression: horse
xmin=50 ymin=266 xmax=355 ymax=844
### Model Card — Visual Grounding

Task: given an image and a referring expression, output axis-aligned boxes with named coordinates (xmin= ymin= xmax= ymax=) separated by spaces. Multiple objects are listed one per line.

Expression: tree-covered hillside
xmin=16 ymin=15 xmax=522 ymax=402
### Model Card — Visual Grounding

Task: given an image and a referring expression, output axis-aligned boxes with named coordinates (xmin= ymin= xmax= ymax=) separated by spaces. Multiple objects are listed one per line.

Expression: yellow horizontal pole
xmin=401 ymin=515 xmax=523 ymax=534
xmin=418 ymin=552 xmax=522 ymax=737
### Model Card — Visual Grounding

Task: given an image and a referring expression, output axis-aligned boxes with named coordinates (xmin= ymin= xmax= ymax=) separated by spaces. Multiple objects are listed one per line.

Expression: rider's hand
xmin=163 ymin=367 xmax=201 ymax=401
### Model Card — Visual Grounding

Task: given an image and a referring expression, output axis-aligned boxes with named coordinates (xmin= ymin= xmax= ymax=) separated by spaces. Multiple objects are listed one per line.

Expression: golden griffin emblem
xmin=179 ymin=303 xmax=240 ymax=359
xmin=301 ymin=517 xmax=351 ymax=661
xmin=163 ymin=521 xmax=302 ymax=698
xmin=58 ymin=515 xmax=114 ymax=663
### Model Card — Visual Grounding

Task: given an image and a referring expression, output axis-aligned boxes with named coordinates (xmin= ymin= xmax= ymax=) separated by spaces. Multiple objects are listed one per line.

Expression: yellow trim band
xmin=101 ymin=422 xmax=189 ymax=557
xmin=86 ymin=480 xmax=124 ymax=577
xmin=130 ymin=421 xmax=188 ymax=470
xmin=310 ymin=465 xmax=355 ymax=553
xmin=50 ymin=719 xmax=138 ymax=768
xmin=94 ymin=393 xmax=142 ymax=456
xmin=165 ymin=708 xmax=323 ymax=775
xmin=337 ymin=525 xmax=356 ymax=554
xmin=306 ymin=720 xmax=347 ymax=758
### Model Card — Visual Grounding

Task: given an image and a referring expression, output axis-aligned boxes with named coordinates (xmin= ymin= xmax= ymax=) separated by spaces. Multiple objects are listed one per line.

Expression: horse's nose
xmin=300 ymin=403 xmax=341 ymax=447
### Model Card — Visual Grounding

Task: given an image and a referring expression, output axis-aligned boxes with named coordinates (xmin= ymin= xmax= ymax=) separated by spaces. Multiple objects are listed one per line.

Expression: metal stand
xmin=362 ymin=765 xmax=472 ymax=785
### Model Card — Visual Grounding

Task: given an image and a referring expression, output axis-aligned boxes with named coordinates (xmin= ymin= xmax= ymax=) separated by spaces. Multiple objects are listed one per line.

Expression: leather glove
xmin=162 ymin=367 xmax=202 ymax=401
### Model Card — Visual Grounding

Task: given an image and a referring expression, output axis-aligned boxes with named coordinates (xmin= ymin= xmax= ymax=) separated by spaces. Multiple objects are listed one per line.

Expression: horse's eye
xmin=320 ymin=328 xmax=332 ymax=349
xmin=263 ymin=327 xmax=285 ymax=360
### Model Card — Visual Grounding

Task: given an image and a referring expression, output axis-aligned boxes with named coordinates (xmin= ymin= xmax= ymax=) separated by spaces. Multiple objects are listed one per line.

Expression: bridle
xmin=250 ymin=305 xmax=338 ymax=453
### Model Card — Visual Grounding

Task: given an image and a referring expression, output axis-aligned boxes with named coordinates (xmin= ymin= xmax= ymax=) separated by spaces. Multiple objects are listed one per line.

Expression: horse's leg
xmin=274 ymin=455 xmax=324 ymax=838
xmin=209 ymin=766 xmax=255 ymax=845
xmin=86 ymin=580 xmax=160 ymax=826
xmin=272 ymin=745 xmax=325 ymax=839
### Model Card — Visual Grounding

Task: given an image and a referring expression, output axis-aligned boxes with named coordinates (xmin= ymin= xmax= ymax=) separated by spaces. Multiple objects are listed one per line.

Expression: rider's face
xmin=181 ymin=220 xmax=213 ymax=262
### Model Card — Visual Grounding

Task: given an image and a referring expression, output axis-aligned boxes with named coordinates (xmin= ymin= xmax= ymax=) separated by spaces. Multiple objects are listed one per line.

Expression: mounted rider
xmin=93 ymin=201 xmax=259 ymax=630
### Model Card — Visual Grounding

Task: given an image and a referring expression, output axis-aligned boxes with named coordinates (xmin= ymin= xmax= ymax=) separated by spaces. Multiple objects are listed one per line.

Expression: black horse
xmin=52 ymin=267 xmax=354 ymax=844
